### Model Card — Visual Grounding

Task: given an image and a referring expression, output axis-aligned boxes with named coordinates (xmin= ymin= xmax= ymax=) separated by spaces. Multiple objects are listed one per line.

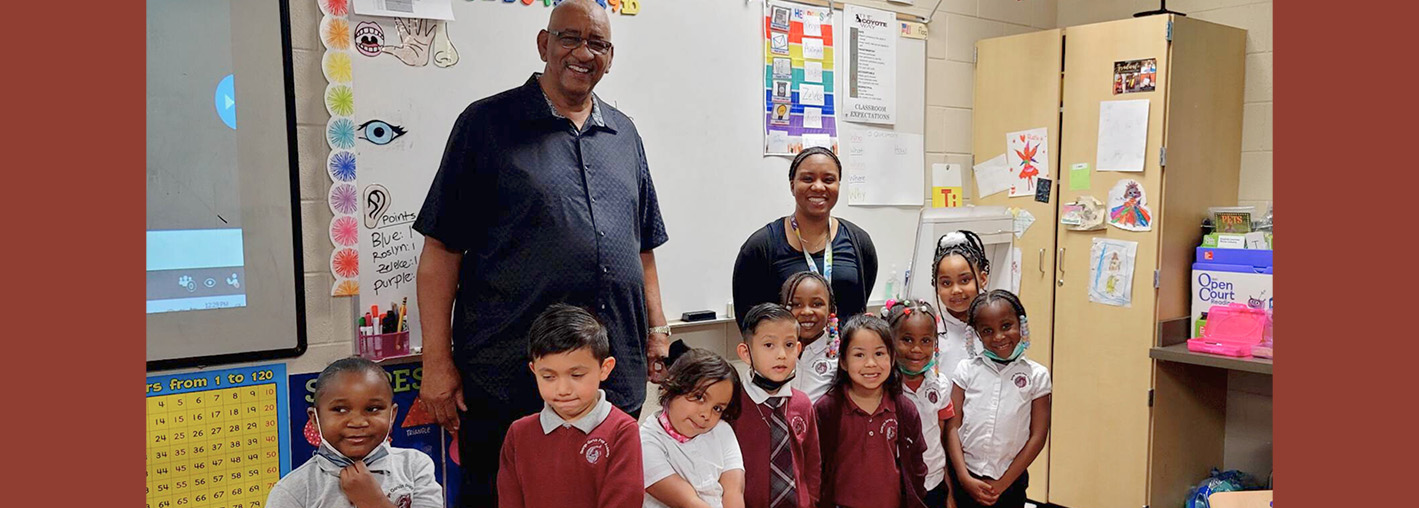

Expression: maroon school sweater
xmin=497 ymin=407 xmax=644 ymax=508
xmin=730 ymin=387 xmax=822 ymax=508
xmin=815 ymin=386 xmax=928 ymax=508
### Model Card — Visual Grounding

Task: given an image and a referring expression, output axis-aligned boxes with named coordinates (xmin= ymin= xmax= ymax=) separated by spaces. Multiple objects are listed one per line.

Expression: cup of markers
xmin=357 ymin=299 xmax=412 ymax=361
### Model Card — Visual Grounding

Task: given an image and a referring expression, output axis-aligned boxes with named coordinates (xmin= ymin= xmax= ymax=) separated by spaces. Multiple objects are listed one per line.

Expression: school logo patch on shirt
xmin=881 ymin=418 xmax=898 ymax=442
xmin=925 ymin=386 xmax=942 ymax=405
xmin=791 ymin=415 xmax=807 ymax=437
xmin=1013 ymin=373 xmax=1029 ymax=389
xmin=580 ymin=437 xmax=610 ymax=465
xmin=813 ymin=358 xmax=832 ymax=375
xmin=393 ymin=493 xmax=412 ymax=508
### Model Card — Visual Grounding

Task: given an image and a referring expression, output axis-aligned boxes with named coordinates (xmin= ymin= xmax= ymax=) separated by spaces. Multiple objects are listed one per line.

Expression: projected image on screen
xmin=146 ymin=0 xmax=247 ymax=314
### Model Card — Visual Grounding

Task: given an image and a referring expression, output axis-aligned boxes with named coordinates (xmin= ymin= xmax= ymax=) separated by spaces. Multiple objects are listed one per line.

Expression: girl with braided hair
xmin=880 ymin=299 xmax=957 ymax=507
xmin=780 ymin=271 xmax=839 ymax=403
xmin=945 ymin=290 xmax=1051 ymax=508
xmin=931 ymin=230 xmax=992 ymax=386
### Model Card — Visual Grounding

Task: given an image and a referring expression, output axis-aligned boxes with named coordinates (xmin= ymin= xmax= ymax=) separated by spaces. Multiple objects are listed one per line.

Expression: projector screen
xmin=146 ymin=0 xmax=305 ymax=370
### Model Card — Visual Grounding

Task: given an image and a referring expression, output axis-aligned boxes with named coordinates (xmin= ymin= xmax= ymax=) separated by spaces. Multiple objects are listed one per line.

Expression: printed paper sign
xmin=842 ymin=3 xmax=897 ymax=125
xmin=931 ymin=163 xmax=964 ymax=208
xmin=1113 ymin=58 xmax=1157 ymax=95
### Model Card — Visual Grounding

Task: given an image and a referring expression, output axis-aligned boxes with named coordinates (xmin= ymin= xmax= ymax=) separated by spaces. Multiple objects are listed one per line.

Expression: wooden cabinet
xmin=971 ymin=28 xmax=1063 ymax=503
xmin=971 ymin=15 xmax=1246 ymax=508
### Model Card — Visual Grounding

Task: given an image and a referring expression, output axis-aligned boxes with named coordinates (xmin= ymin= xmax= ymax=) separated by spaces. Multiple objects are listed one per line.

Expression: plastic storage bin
xmin=1188 ymin=303 xmax=1269 ymax=357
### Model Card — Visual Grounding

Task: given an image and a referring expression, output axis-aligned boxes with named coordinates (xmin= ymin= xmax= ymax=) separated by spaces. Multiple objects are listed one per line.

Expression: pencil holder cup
xmin=358 ymin=330 xmax=411 ymax=361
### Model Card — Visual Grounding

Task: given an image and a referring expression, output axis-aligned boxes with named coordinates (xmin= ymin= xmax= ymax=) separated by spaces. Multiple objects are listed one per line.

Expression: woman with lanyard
xmin=731 ymin=145 xmax=879 ymax=346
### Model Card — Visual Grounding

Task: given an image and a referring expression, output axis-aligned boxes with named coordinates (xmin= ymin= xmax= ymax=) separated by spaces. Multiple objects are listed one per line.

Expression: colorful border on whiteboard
xmin=321 ymin=0 xmax=359 ymax=296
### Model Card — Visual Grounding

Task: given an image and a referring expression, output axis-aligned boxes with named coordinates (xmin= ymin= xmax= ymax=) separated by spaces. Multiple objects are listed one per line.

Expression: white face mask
xmin=311 ymin=407 xmax=394 ymax=468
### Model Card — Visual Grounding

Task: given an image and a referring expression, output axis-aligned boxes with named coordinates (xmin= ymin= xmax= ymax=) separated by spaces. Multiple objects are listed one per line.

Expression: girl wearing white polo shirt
xmin=781 ymin=271 xmax=839 ymax=403
xmin=946 ymin=290 xmax=1051 ymax=508
xmin=881 ymin=298 xmax=959 ymax=508
xmin=932 ymin=231 xmax=992 ymax=387
xmin=642 ymin=348 xmax=747 ymax=508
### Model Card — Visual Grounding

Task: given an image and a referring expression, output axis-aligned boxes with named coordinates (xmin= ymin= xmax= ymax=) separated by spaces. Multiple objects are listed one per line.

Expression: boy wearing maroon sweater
xmin=497 ymin=304 xmax=644 ymax=508
xmin=731 ymin=303 xmax=821 ymax=508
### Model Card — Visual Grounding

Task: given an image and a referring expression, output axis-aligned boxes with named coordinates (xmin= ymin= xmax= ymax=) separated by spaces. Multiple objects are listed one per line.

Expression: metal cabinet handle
xmin=1057 ymin=247 xmax=1066 ymax=287
xmin=1038 ymin=249 xmax=1045 ymax=274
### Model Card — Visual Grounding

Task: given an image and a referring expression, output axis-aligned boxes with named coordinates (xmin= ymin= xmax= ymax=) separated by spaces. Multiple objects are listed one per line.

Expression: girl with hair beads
xmin=641 ymin=348 xmax=747 ymax=508
xmin=880 ymin=299 xmax=956 ymax=507
xmin=814 ymin=314 xmax=929 ymax=508
xmin=780 ymin=271 xmax=839 ymax=403
xmin=932 ymin=231 xmax=991 ymax=384
xmin=946 ymin=290 xmax=1051 ymax=508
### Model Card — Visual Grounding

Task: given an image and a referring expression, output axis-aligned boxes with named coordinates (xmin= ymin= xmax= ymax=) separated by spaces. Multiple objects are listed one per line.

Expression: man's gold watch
xmin=649 ymin=325 xmax=672 ymax=337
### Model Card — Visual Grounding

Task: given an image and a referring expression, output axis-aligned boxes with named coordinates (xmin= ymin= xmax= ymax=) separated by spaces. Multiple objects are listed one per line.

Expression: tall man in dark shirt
xmin=412 ymin=1 xmax=671 ymax=505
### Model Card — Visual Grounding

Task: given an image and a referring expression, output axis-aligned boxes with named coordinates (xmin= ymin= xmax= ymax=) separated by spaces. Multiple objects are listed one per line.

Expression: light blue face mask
xmin=982 ymin=341 xmax=1029 ymax=362
xmin=981 ymin=315 xmax=1030 ymax=362
xmin=312 ymin=408 xmax=393 ymax=469
xmin=897 ymin=357 xmax=937 ymax=377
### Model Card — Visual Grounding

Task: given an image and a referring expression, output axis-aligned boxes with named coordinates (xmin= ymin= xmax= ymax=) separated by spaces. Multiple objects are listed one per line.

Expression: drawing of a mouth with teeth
xmin=355 ymin=21 xmax=385 ymax=57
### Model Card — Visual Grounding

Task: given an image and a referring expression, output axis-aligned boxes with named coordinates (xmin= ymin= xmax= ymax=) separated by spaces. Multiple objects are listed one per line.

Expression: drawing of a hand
xmin=382 ymin=17 xmax=436 ymax=67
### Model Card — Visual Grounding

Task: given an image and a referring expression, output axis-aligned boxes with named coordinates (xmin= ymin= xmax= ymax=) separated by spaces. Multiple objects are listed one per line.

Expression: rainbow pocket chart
xmin=763 ymin=1 xmax=837 ymax=155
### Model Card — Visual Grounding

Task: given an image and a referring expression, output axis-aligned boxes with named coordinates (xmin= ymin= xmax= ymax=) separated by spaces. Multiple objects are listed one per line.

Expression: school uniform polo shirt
xmin=731 ymin=371 xmax=821 ymax=508
xmin=265 ymin=445 xmax=442 ymax=508
xmin=827 ymin=394 xmax=903 ymax=508
xmin=937 ymin=313 xmax=981 ymax=388
xmin=951 ymin=356 xmax=1052 ymax=480
xmin=792 ymin=331 xmax=836 ymax=403
xmin=902 ymin=370 xmax=956 ymax=491
xmin=497 ymin=391 xmax=644 ymax=508
xmin=414 ymin=73 xmax=669 ymax=413
xmin=641 ymin=414 xmax=744 ymax=508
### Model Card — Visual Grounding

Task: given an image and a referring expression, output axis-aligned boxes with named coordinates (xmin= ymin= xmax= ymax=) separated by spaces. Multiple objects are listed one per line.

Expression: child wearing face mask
xmin=780 ymin=272 xmax=838 ymax=403
xmin=815 ymin=314 xmax=929 ymax=508
xmin=946 ymin=291 xmax=1051 ymax=508
xmin=641 ymin=348 xmax=746 ymax=508
xmin=267 ymin=357 xmax=443 ymax=508
xmin=730 ymin=303 xmax=821 ymax=508
xmin=932 ymin=231 xmax=992 ymax=389
xmin=880 ymin=299 xmax=957 ymax=508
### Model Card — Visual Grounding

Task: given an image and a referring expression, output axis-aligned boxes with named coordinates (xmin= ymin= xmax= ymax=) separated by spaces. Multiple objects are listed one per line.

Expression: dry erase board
xmin=146 ymin=364 xmax=290 ymax=508
xmin=145 ymin=0 xmax=306 ymax=370
xmin=346 ymin=1 xmax=925 ymax=332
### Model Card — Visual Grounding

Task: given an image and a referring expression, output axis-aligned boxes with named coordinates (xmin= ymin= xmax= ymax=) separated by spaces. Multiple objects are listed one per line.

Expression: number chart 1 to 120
xmin=146 ymin=363 xmax=290 ymax=508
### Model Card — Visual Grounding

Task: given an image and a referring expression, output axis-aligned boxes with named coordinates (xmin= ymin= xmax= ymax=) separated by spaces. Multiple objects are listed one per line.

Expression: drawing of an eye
xmin=357 ymin=120 xmax=406 ymax=145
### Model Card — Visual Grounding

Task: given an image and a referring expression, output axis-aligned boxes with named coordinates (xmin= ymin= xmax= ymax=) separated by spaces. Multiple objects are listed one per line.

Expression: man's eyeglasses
xmin=546 ymin=30 xmax=613 ymax=54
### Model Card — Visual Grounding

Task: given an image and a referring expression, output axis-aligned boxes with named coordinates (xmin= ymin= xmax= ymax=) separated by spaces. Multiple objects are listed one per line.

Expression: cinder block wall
xmin=924 ymin=0 xmax=1059 ymax=203
xmin=287 ymin=0 xmax=356 ymax=374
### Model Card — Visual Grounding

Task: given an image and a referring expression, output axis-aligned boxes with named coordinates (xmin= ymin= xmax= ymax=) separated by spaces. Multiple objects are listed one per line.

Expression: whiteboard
xmin=349 ymin=1 xmax=926 ymax=334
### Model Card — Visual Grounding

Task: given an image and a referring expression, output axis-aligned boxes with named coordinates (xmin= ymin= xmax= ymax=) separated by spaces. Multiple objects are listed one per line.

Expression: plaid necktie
xmin=767 ymin=397 xmax=797 ymax=508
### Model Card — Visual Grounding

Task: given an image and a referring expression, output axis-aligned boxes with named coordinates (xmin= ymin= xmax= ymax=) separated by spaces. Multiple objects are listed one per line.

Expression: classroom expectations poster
xmin=842 ymin=3 xmax=896 ymax=125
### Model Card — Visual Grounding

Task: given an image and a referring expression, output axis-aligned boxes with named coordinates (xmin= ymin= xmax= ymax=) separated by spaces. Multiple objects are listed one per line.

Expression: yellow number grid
xmin=148 ymin=384 xmax=280 ymax=508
